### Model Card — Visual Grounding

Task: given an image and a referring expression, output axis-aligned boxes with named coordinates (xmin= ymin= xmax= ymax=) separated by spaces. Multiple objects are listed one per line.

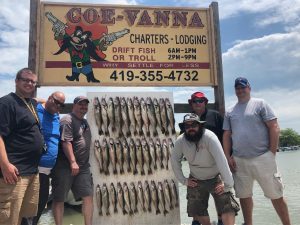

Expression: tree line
xmin=279 ymin=128 xmax=300 ymax=147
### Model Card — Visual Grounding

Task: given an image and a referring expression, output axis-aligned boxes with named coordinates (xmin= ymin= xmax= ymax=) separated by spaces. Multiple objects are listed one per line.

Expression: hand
xmin=70 ymin=161 xmax=79 ymax=176
xmin=187 ymin=178 xmax=198 ymax=188
xmin=1 ymin=162 xmax=19 ymax=184
xmin=228 ymin=156 xmax=237 ymax=172
xmin=215 ymin=182 xmax=224 ymax=195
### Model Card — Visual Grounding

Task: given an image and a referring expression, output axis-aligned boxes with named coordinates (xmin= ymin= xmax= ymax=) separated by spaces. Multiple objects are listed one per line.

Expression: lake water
xmin=38 ymin=151 xmax=300 ymax=225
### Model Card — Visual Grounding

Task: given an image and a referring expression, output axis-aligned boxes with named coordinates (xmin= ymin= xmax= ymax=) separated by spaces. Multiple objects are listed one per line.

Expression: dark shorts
xmin=187 ymin=175 xmax=240 ymax=217
xmin=51 ymin=166 xmax=93 ymax=202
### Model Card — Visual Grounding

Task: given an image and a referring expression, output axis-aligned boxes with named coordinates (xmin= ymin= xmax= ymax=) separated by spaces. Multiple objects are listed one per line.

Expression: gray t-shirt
xmin=171 ymin=129 xmax=233 ymax=192
xmin=223 ymin=98 xmax=276 ymax=158
xmin=59 ymin=113 xmax=91 ymax=168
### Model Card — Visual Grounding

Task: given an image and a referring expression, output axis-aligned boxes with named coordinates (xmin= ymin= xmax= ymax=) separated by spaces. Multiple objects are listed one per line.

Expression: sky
xmin=1 ymin=0 xmax=300 ymax=133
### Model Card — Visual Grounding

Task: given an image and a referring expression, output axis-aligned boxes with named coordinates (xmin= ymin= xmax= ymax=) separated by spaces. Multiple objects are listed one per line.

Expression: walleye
xmin=102 ymin=138 xmax=110 ymax=175
xmin=107 ymin=97 xmax=115 ymax=132
xmin=133 ymin=96 xmax=143 ymax=135
xmin=93 ymin=97 xmax=103 ymax=135
xmin=120 ymin=97 xmax=131 ymax=137
xmin=159 ymin=98 xmax=169 ymax=135
xmin=109 ymin=182 xmax=118 ymax=213
xmin=167 ymin=138 xmax=174 ymax=169
xmin=114 ymin=96 xmax=122 ymax=137
xmin=144 ymin=181 xmax=152 ymax=212
xmin=117 ymin=182 xmax=127 ymax=215
xmin=94 ymin=139 xmax=103 ymax=173
xmin=140 ymin=97 xmax=150 ymax=137
xmin=115 ymin=138 xmax=124 ymax=174
xmin=102 ymin=183 xmax=110 ymax=216
xmin=162 ymin=139 xmax=170 ymax=170
xmin=153 ymin=98 xmax=163 ymax=133
xmin=109 ymin=138 xmax=117 ymax=174
xmin=146 ymin=97 xmax=158 ymax=136
xmin=149 ymin=138 xmax=157 ymax=170
xmin=129 ymin=182 xmax=138 ymax=213
xmin=100 ymin=97 xmax=109 ymax=135
xmin=137 ymin=181 xmax=146 ymax=212
xmin=150 ymin=180 xmax=160 ymax=214
xmin=121 ymin=138 xmax=131 ymax=173
xmin=156 ymin=138 xmax=164 ymax=169
xmin=123 ymin=182 xmax=133 ymax=215
xmin=136 ymin=138 xmax=145 ymax=175
xmin=163 ymin=179 xmax=174 ymax=210
xmin=158 ymin=181 xmax=168 ymax=215
xmin=129 ymin=138 xmax=138 ymax=175
xmin=165 ymin=98 xmax=176 ymax=135
xmin=127 ymin=97 xmax=137 ymax=135
xmin=141 ymin=137 xmax=152 ymax=175
xmin=171 ymin=179 xmax=179 ymax=207
xmin=95 ymin=184 xmax=103 ymax=216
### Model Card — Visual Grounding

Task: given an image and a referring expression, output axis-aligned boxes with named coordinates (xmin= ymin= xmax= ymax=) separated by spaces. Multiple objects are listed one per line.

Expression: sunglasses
xmin=52 ymin=96 xmax=65 ymax=108
xmin=184 ymin=122 xmax=199 ymax=129
xmin=18 ymin=77 xmax=38 ymax=86
xmin=192 ymin=98 xmax=205 ymax=104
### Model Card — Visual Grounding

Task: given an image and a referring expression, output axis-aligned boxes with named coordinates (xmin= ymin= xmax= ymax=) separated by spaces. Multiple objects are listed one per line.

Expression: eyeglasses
xmin=18 ymin=77 xmax=38 ymax=86
xmin=51 ymin=96 xmax=65 ymax=108
xmin=192 ymin=98 xmax=205 ymax=104
xmin=184 ymin=122 xmax=199 ymax=129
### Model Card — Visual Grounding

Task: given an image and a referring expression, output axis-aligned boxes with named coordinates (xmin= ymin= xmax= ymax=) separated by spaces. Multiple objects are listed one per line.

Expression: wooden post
xmin=28 ymin=0 xmax=39 ymax=97
xmin=210 ymin=2 xmax=225 ymax=115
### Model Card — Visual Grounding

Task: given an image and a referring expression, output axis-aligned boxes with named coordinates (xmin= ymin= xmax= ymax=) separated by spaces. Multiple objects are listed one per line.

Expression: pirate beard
xmin=184 ymin=126 xmax=205 ymax=143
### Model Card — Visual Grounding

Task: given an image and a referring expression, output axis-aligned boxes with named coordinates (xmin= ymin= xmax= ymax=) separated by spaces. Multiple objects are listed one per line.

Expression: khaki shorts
xmin=186 ymin=175 xmax=240 ymax=217
xmin=233 ymin=151 xmax=284 ymax=199
xmin=0 ymin=174 xmax=39 ymax=225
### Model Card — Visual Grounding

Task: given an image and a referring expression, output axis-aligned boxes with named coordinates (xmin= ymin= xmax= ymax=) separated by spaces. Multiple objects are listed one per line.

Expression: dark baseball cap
xmin=234 ymin=77 xmax=250 ymax=88
xmin=73 ymin=96 xmax=90 ymax=104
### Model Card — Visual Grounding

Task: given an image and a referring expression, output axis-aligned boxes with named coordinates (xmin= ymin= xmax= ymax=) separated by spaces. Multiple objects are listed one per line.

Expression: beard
xmin=184 ymin=126 xmax=204 ymax=143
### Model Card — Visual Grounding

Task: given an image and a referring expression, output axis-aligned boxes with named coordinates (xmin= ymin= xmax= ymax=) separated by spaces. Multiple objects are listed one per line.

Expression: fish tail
xmin=164 ymin=209 xmax=168 ymax=215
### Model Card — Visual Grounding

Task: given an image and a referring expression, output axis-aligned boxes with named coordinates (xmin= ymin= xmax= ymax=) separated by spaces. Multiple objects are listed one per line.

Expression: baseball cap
xmin=179 ymin=113 xmax=206 ymax=129
xmin=188 ymin=92 xmax=208 ymax=104
xmin=73 ymin=96 xmax=90 ymax=104
xmin=234 ymin=77 xmax=250 ymax=88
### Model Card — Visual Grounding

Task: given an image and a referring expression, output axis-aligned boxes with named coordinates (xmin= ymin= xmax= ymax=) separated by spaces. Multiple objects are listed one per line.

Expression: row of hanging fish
xmin=95 ymin=179 xmax=179 ymax=217
xmin=94 ymin=137 xmax=174 ymax=176
xmin=93 ymin=96 xmax=176 ymax=138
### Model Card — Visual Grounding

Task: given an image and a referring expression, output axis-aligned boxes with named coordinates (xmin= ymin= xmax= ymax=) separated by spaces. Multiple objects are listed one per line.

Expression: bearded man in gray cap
xmin=51 ymin=96 xmax=93 ymax=225
xmin=171 ymin=113 xmax=239 ymax=225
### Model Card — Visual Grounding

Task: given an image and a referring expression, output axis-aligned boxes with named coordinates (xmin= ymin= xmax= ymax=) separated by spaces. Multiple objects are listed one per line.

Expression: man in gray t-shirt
xmin=223 ymin=77 xmax=291 ymax=225
xmin=51 ymin=96 xmax=93 ymax=225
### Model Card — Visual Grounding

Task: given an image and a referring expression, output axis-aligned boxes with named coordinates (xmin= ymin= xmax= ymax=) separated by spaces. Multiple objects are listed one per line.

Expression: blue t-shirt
xmin=37 ymin=103 xmax=60 ymax=168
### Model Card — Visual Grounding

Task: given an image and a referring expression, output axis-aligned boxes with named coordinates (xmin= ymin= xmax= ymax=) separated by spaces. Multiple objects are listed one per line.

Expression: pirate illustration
xmin=45 ymin=12 xmax=130 ymax=83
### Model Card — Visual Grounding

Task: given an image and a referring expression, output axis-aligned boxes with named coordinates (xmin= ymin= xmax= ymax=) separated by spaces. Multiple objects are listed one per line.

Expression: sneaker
xmin=191 ymin=220 xmax=201 ymax=225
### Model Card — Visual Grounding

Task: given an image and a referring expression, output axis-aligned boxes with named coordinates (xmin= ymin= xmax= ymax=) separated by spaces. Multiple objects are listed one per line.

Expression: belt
xmin=72 ymin=61 xmax=90 ymax=68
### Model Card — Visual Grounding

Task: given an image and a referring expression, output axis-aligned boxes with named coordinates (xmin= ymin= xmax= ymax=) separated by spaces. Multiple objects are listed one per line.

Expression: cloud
xmin=170 ymin=0 xmax=300 ymax=29
xmin=223 ymin=31 xmax=300 ymax=93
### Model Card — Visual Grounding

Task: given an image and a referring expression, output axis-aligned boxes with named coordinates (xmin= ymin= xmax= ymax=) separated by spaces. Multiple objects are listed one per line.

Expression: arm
xmin=0 ymin=136 xmax=19 ymax=184
xmin=170 ymin=140 xmax=188 ymax=186
xmin=223 ymin=130 xmax=236 ymax=172
xmin=208 ymin=135 xmax=234 ymax=192
xmin=265 ymin=119 xmax=280 ymax=154
xmin=61 ymin=141 xmax=79 ymax=176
